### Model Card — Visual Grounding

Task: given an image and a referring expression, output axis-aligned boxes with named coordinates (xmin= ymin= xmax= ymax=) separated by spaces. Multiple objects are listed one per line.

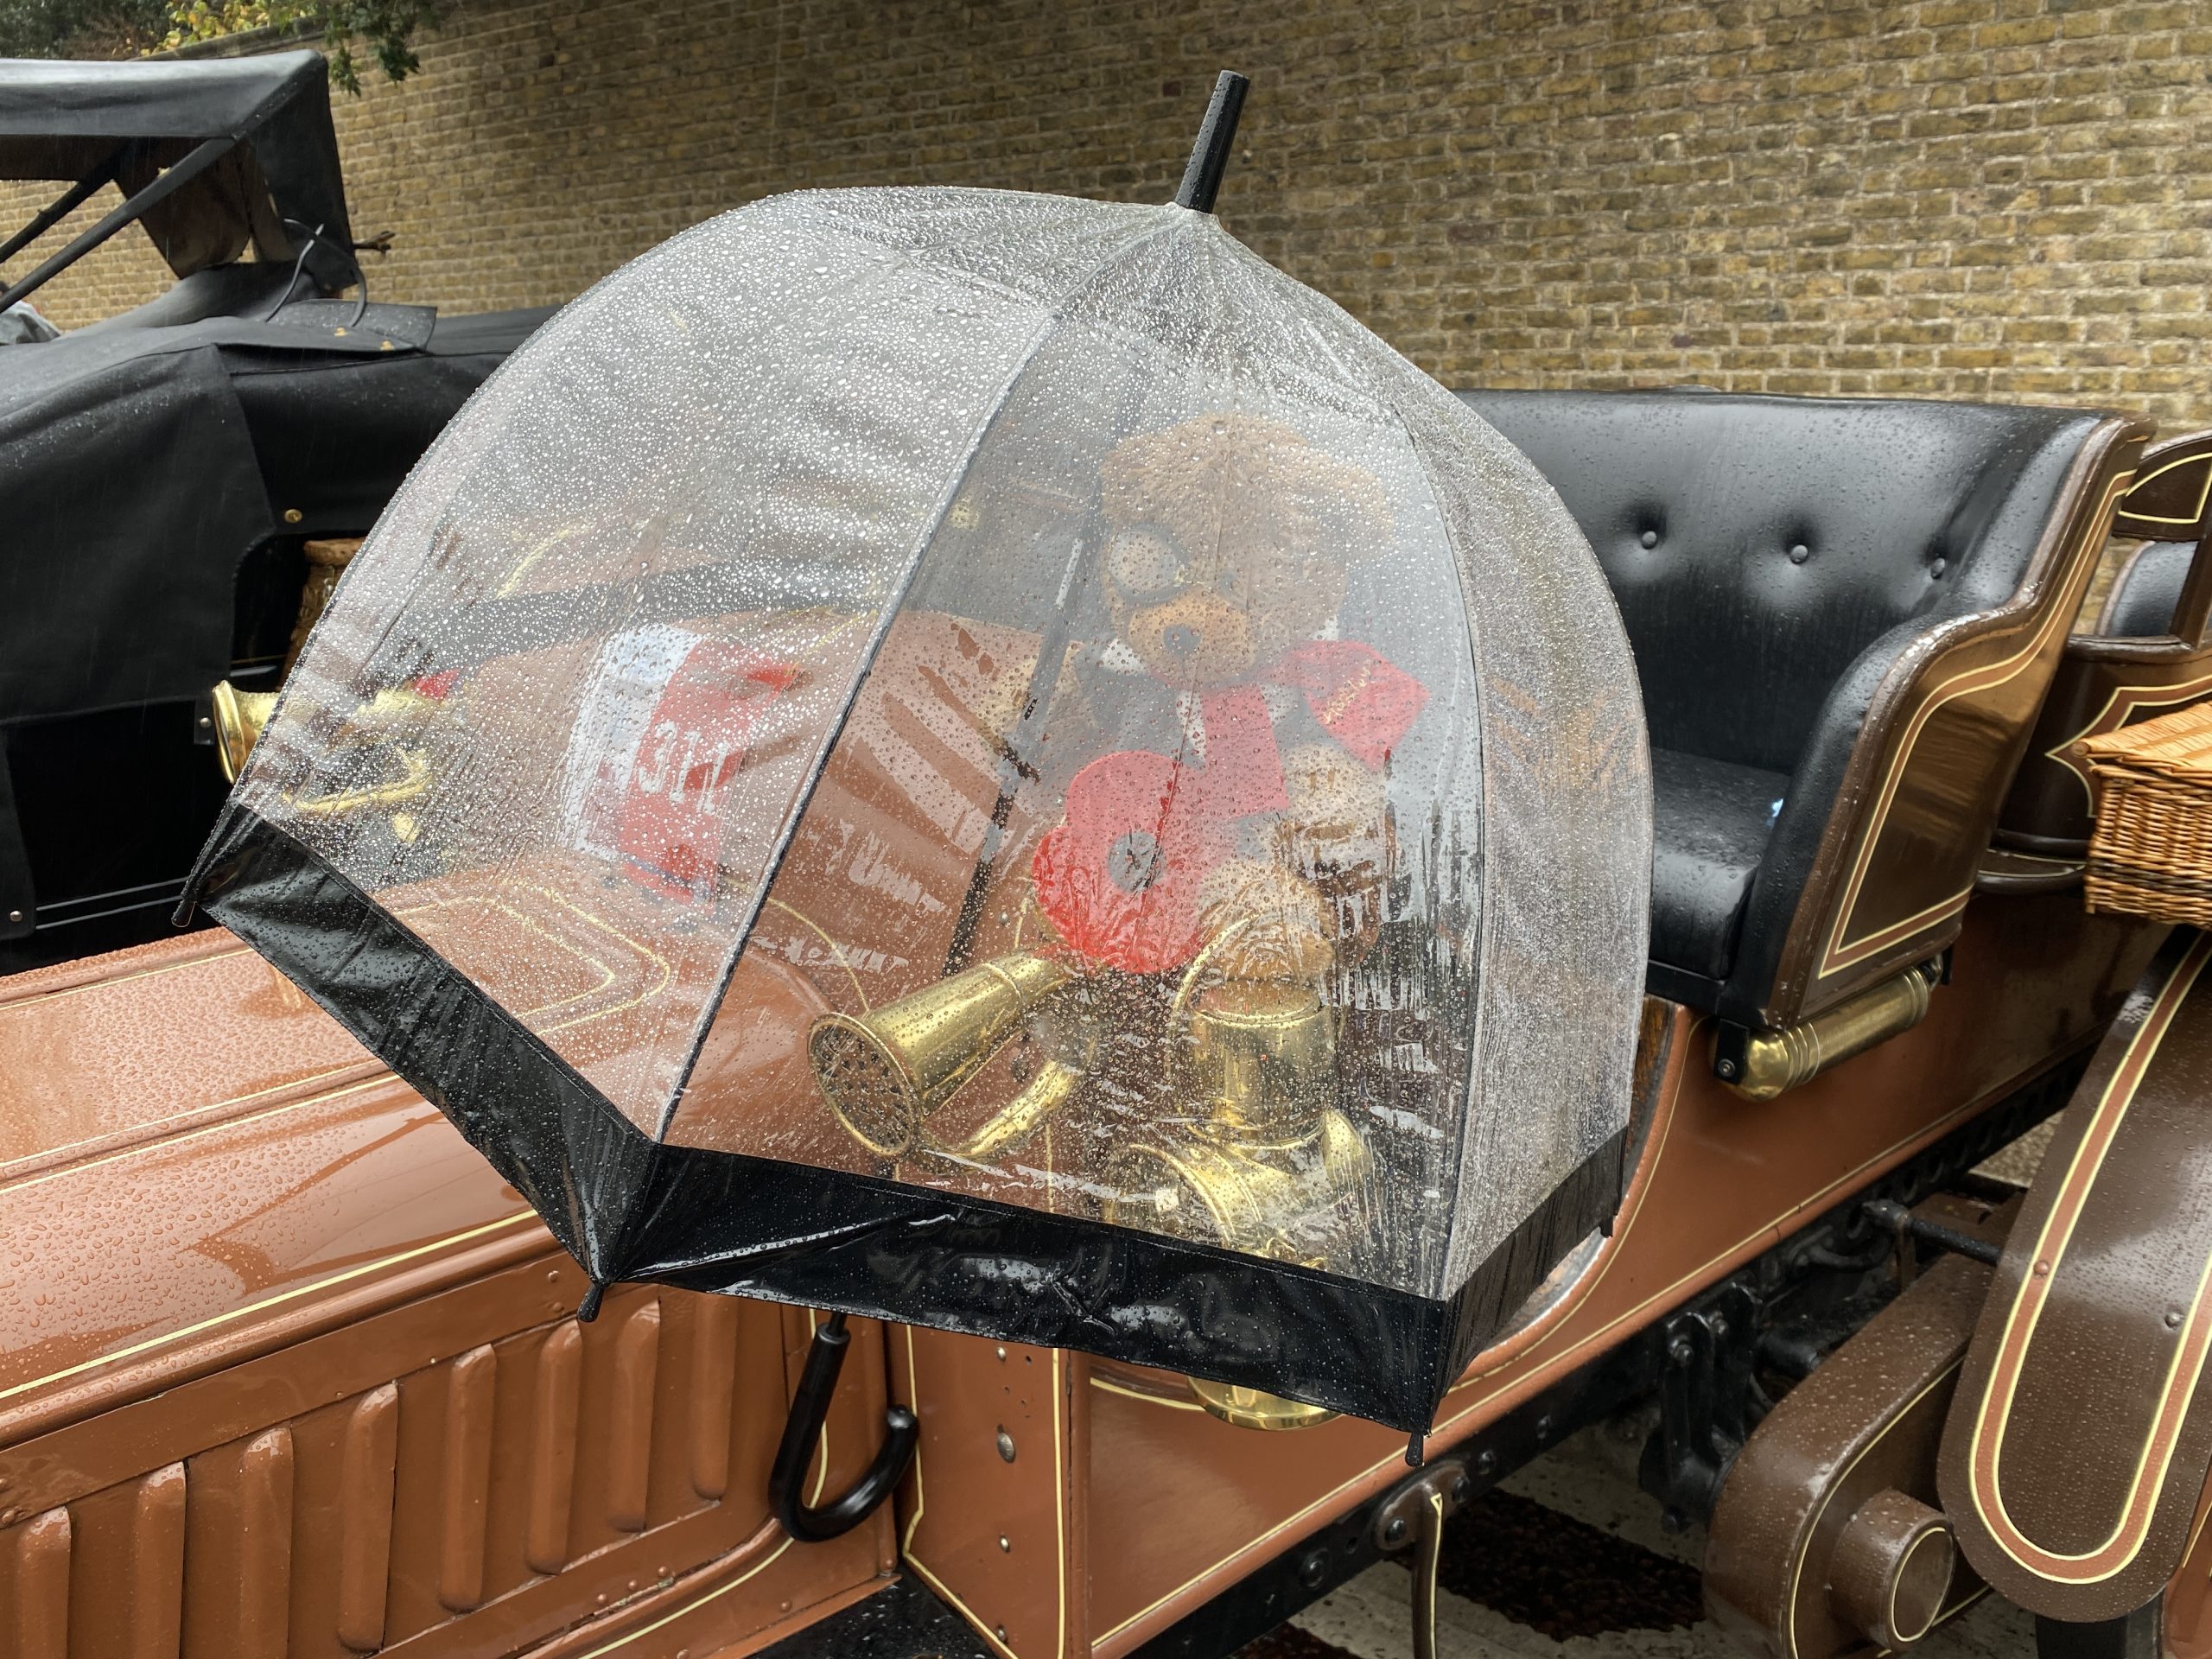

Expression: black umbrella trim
xmin=182 ymin=804 xmax=1626 ymax=1433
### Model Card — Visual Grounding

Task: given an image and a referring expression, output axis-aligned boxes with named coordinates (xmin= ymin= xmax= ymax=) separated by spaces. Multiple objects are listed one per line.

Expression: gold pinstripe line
xmin=0 ymin=1211 xmax=537 ymax=1405
xmin=2119 ymin=451 xmax=2212 ymax=530
xmin=2041 ymin=667 xmax=2212 ymax=815
xmin=1966 ymin=935 xmax=2212 ymax=1580
xmin=1821 ymin=468 xmax=2133 ymax=978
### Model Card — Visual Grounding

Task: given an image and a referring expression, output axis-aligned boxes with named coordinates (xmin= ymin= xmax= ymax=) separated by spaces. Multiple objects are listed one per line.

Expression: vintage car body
xmin=0 ymin=838 xmax=2173 ymax=1659
xmin=0 ymin=926 xmax=899 ymax=1658
xmin=0 ymin=54 xmax=550 ymax=977
xmin=9 ymin=342 xmax=2212 ymax=1659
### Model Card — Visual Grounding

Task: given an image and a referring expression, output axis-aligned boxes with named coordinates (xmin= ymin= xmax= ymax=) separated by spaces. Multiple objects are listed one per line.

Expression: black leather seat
xmin=1458 ymin=388 xmax=2137 ymax=1021
xmin=2100 ymin=541 xmax=2194 ymax=637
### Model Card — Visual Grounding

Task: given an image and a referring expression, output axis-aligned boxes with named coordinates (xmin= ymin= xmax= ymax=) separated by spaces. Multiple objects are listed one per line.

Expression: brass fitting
xmin=1717 ymin=960 xmax=1941 ymax=1101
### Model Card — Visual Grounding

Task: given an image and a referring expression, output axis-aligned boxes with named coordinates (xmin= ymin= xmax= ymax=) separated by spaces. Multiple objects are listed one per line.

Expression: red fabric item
xmin=1032 ymin=642 xmax=1427 ymax=970
xmin=1194 ymin=683 xmax=1289 ymax=818
xmin=617 ymin=643 xmax=798 ymax=902
xmin=1272 ymin=640 xmax=1429 ymax=770
xmin=1031 ymin=747 xmax=1230 ymax=974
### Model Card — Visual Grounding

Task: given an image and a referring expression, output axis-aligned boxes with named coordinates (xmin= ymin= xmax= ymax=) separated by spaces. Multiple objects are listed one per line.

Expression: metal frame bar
xmin=0 ymin=145 xmax=125 ymax=268
xmin=0 ymin=135 xmax=235 ymax=313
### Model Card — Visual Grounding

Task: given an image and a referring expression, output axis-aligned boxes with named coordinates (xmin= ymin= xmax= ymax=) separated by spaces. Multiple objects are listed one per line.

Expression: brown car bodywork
xmin=1703 ymin=1208 xmax=2005 ymax=1659
xmin=0 ymin=846 xmax=2160 ymax=1659
xmin=1941 ymin=927 xmax=2212 ymax=1624
xmin=2000 ymin=430 xmax=2212 ymax=856
xmin=899 ymin=891 xmax=2158 ymax=1655
xmin=0 ymin=404 xmax=2181 ymax=1656
xmin=0 ymin=929 xmax=896 ymax=1659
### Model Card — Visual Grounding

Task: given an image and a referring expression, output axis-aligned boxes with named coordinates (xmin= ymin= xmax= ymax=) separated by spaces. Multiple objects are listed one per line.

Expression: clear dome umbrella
xmin=182 ymin=75 xmax=1651 ymax=1440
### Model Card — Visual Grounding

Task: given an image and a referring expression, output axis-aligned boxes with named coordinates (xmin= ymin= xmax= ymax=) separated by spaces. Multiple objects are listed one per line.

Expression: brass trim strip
xmin=7 ymin=884 xmax=675 ymax=1192
xmin=569 ymin=1522 xmax=796 ymax=1659
xmin=0 ymin=1064 xmax=386 ymax=1186
xmin=1964 ymin=934 xmax=2212 ymax=1582
xmin=763 ymin=896 xmax=871 ymax=1014
xmin=1088 ymin=1375 xmax=1205 ymax=1411
xmin=0 ymin=1073 xmax=401 ymax=1195
xmin=1819 ymin=467 xmax=2133 ymax=979
xmin=0 ymin=938 xmax=258 ymax=1013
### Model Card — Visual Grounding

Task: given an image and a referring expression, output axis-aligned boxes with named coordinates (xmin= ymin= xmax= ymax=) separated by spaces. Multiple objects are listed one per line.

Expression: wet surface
xmin=753 ymin=1573 xmax=991 ymax=1659
xmin=1239 ymin=1424 xmax=2035 ymax=1659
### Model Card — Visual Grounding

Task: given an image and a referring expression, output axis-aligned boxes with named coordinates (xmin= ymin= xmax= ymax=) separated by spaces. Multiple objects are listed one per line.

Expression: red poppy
xmin=1031 ymin=747 xmax=1230 ymax=974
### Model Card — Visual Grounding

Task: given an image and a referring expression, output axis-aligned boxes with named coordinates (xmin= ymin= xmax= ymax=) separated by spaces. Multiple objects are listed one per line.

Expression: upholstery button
xmin=1639 ymin=529 xmax=1659 ymax=549
xmin=1789 ymin=543 xmax=1810 ymax=564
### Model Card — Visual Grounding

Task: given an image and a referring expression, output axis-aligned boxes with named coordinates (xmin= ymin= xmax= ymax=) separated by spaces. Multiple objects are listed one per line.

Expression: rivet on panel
xmin=996 ymin=1345 xmax=1007 ymax=1361
xmin=999 ymin=1535 xmax=1011 ymax=1552
xmin=1789 ymin=543 xmax=1810 ymax=564
xmin=283 ymin=507 xmax=304 ymax=524
xmin=2167 ymin=1309 xmax=2184 ymax=1329
xmin=1639 ymin=529 xmax=1659 ymax=549
xmin=996 ymin=1428 xmax=1016 ymax=1463
xmin=1930 ymin=557 xmax=1948 ymax=577
xmin=2033 ymin=1260 xmax=2051 ymax=1277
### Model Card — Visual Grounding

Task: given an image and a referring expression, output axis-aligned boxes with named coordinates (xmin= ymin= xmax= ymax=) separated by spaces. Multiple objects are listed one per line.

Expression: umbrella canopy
xmin=183 ymin=169 xmax=1651 ymax=1431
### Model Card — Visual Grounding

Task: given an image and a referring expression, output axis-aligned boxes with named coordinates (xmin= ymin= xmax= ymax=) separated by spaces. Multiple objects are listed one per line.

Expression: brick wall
xmin=7 ymin=0 xmax=2209 ymax=426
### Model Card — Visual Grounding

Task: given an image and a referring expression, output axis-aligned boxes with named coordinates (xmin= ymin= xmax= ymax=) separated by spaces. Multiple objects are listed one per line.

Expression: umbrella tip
xmin=1173 ymin=69 xmax=1251 ymax=215
xmin=578 ymin=1279 xmax=607 ymax=1323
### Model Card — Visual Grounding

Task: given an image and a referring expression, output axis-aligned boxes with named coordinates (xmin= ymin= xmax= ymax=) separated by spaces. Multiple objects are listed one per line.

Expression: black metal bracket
xmin=769 ymin=1310 xmax=918 ymax=1543
xmin=0 ymin=134 xmax=237 ymax=313
xmin=2037 ymin=1598 xmax=2164 ymax=1659
xmin=1640 ymin=1280 xmax=1763 ymax=1527
xmin=1865 ymin=1196 xmax=2002 ymax=1277
xmin=1173 ymin=71 xmax=1250 ymax=214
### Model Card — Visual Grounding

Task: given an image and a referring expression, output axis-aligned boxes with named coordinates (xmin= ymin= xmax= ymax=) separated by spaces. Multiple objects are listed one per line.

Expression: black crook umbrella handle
xmin=768 ymin=1310 xmax=919 ymax=1542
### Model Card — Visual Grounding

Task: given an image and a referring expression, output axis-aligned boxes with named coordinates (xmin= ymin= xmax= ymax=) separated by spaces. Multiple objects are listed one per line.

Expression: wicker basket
xmin=2082 ymin=698 xmax=2212 ymax=923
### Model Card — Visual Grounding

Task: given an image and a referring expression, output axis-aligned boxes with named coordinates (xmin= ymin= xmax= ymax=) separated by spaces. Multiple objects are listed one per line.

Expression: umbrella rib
xmin=1382 ymin=387 xmax=1496 ymax=1295
xmin=652 ymin=214 xmax=1188 ymax=1144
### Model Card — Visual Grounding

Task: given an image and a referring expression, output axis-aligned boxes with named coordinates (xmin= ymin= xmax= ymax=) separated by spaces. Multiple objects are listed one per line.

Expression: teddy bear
xmin=1028 ymin=410 xmax=1429 ymax=988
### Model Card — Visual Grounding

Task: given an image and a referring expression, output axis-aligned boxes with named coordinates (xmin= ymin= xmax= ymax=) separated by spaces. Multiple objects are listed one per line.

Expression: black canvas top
xmin=0 ymin=303 xmax=552 ymax=729
xmin=0 ymin=51 xmax=349 ymax=283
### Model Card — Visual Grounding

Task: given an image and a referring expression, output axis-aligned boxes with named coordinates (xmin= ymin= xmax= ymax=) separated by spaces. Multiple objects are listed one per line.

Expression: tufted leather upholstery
xmin=1459 ymin=388 xmax=2118 ymax=1018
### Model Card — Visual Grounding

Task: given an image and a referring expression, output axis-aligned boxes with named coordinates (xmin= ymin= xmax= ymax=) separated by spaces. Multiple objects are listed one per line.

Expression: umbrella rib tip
xmin=1173 ymin=69 xmax=1251 ymax=215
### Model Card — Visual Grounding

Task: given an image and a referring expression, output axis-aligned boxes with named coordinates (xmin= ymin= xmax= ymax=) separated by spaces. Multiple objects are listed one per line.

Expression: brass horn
xmin=809 ymin=952 xmax=1073 ymax=1159
xmin=209 ymin=681 xmax=277 ymax=783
